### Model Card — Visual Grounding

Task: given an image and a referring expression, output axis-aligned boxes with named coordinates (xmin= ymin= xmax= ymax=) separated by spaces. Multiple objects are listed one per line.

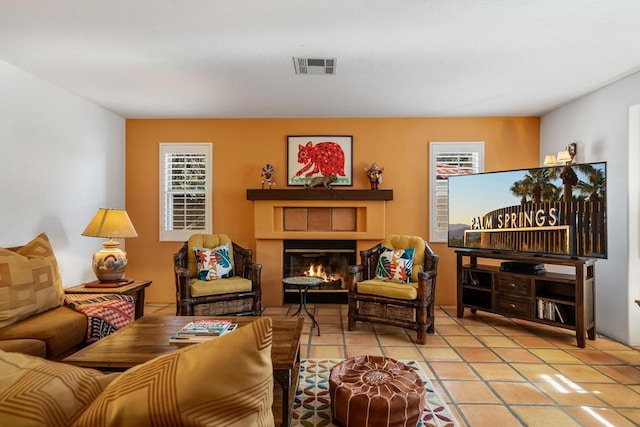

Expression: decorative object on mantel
xmin=82 ymin=208 xmax=138 ymax=282
xmin=260 ymin=163 xmax=276 ymax=189
xmin=364 ymin=162 xmax=384 ymax=189
xmin=305 ymin=174 xmax=337 ymax=189
xmin=287 ymin=135 xmax=353 ymax=186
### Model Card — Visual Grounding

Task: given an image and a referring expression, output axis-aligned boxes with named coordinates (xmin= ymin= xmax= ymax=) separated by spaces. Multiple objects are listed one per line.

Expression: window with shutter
xmin=159 ymin=143 xmax=212 ymax=241
xmin=429 ymin=142 xmax=484 ymax=242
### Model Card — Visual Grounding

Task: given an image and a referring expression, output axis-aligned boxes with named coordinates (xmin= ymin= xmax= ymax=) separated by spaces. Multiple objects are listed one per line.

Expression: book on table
xmin=170 ymin=323 xmax=238 ymax=345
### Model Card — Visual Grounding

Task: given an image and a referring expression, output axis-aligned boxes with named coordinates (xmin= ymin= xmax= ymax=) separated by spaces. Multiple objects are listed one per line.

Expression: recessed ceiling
xmin=1 ymin=0 xmax=639 ymax=119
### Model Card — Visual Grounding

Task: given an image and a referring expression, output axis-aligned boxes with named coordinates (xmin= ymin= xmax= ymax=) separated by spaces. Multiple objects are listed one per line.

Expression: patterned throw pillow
xmin=194 ymin=243 xmax=235 ymax=280
xmin=375 ymin=246 xmax=415 ymax=283
xmin=75 ymin=317 xmax=274 ymax=427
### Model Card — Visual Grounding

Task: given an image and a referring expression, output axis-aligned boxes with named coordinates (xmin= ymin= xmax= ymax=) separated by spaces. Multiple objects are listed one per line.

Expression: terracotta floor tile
xmin=533 ymin=379 xmax=605 ymax=406
xmin=564 ymin=406 xmax=638 ymax=427
xmin=435 ymin=325 xmax=471 ymax=335
xmin=553 ymin=364 xmax=616 ymax=383
xmin=343 ymin=333 xmax=378 ymax=346
xmin=595 ymin=365 xmax=640 ymax=384
xmin=309 ymin=333 xmax=343 ymax=345
xmin=478 ymin=336 xmax=521 ymax=348
xmin=307 ymin=345 xmax=345 ymax=359
xmin=590 ymin=338 xmax=636 ymax=351
xmin=373 ymin=324 xmax=406 ymax=335
xmin=566 ymin=349 xmax=627 ymax=365
xmin=344 ymin=345 xmax=384 ymax=358
xmin=443 ymin=335 xmax=484 ymax=348
xmin=511 ymin=405 xmax=581 ymax=426
xmin=430 ymin=362 xmax=478 ymax=380
xmin=492 ymin=348 xmax=543 ymax=363
xmin=463 ymin=325 xmax=502 ymax=335
xmin=618 ymin=409 xmax=640 ymax=425
xmin=582 ymin=383 xmax=640 ymax=408
xmin=528 ymin=348 xmax=583 ymax=364
xmin=512 ymin=335 xmax=557 ymax=348
xmin=440 ymin=380 xmax=501 ymax=404
xmin=345 ymin=323 xmax=374 ymax=333
xmin=458 ymin=404 xmax=523 ymax=427
xmin=604 ymin=350 xmax=640 ymax=365
xmin=490 ymin=381 xmax=554 ymax=404
xmin=494 ymin=325 xmax=533 ymax=336
xmin=434 ymin=316 xmax=460 ymax=326
xmin=511 ymin=363 xmax=561 ymax=381
xmin=419 ymin=347 xmax=462 ymax=362
xmin=419 ymin=335 xmax=450 ymax=347
xmin=383 ymin=346 xmax=423 ymax=361
xmin=377 ymin=333 xmax=415 ymax=346
xmin=313 ymin=305 xmax=342 ymax=315
xmin=457 ymin=348 xmax=501 ymax=363
xmin=471 ymin=363 xmax=525 ymax=381
xmin=312 ymin=314 xmax=342 ymax=324
xmin=316 ymin=323 xmax=344 ymax=334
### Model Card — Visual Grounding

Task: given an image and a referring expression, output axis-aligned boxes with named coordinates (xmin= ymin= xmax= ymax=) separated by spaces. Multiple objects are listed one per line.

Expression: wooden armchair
xmin=173 ymin=233 xmax=262 ymax=316
xmin=347 ymin=235 xmax=439 ymax=344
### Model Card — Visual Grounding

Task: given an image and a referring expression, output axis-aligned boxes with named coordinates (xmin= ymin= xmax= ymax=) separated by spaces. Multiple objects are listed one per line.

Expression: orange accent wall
xmin=125 ymin=117 xmax=540 ymax=305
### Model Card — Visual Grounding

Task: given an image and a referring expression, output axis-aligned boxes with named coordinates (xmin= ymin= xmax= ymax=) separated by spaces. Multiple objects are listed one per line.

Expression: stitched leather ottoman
xmin=329 ymin=355 xmax=425 ymax=427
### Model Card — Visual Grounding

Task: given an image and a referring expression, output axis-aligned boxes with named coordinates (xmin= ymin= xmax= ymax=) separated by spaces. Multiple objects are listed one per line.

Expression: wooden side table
xmin=65 ymin=280 xmax=152 ymax=319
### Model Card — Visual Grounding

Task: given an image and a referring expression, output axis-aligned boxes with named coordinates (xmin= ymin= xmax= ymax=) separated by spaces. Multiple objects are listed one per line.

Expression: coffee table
xmin=63 ymin=316 xmax=303 ymax=427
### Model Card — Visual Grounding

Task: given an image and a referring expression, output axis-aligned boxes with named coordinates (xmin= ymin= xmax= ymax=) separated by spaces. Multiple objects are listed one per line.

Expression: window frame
xmin=159 ymin=142 xmax=213 ymax=242
xmin=429 ymin=141 xmax=484 ymax=243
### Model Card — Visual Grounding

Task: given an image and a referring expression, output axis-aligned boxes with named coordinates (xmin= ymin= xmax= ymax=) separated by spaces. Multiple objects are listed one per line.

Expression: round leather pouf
xmin=329 ymin=355 xmax=425 ymax=427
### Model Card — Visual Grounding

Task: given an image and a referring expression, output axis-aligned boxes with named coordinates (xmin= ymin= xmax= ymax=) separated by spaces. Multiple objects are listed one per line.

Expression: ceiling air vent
xmin=293 ymin=57 xmax=337 ymax=75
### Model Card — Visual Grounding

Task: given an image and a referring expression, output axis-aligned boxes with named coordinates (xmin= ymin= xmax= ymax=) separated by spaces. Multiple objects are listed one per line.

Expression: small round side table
xmin=283 ymin=276 xmax=322 ymax=336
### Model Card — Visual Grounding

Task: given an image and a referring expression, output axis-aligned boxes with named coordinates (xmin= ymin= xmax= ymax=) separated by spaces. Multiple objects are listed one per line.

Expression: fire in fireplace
xmin=283 ymin=240 xmax=356 ymax=304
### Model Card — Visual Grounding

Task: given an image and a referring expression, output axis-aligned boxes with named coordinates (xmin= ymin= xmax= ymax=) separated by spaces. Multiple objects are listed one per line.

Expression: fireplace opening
xmin=283 ymin=240 xmax=356 ymax=304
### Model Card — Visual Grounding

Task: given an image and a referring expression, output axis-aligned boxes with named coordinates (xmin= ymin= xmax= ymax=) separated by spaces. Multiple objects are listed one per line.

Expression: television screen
xmin=447 ymin=162 xmax=607 ymax=259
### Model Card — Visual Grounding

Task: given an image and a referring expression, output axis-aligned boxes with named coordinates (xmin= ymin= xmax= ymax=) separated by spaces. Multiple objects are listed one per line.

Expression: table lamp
xmin=82 ymin=208 xmax=138 ymax=282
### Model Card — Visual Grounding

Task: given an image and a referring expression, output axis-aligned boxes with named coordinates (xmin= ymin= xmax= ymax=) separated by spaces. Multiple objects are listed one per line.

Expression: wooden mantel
xmin=246 ymin=189 xmax=393 ymax=201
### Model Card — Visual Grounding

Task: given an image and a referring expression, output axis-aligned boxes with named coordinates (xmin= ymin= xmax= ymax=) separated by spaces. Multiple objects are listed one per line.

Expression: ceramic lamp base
xmin=92 ymin=240 xmax=128 ymax=282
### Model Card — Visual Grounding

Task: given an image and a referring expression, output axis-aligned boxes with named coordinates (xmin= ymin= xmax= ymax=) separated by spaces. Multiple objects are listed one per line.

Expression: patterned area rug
xmin=292 ymin=358 xmax=458 ymax=427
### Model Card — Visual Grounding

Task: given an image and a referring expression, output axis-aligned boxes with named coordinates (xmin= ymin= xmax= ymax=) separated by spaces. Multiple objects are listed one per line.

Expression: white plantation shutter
xmin=160 ymin=143 xmax=212 ymax=241
xmin=429 ymin=142 xmax=484 ymax=242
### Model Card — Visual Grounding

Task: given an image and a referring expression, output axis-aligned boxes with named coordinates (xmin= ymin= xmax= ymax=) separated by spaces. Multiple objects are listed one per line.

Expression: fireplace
xmin=283 ymin=240 xmax=356 ymax=304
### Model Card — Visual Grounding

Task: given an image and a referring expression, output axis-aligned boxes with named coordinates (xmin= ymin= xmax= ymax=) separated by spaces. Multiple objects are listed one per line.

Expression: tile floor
xmin=145 ymin=303 xmax=640 ymax=426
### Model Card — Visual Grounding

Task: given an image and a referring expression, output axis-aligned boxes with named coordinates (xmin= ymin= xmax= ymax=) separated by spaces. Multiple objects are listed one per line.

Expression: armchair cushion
xmin=190 ymin=276 xmax=253 ymax=297
xmin=357 ymin=279 xmax=418 ymax=300
xmin=381 ymin=235 xmax=425 ymax=282
xmin=375 ymin=246 xmax=415 ymax=283
xmin=194 ymin=243 xmax=235 ymax=280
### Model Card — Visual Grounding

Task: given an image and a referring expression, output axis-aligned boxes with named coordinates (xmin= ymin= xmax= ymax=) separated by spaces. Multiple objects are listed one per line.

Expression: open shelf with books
xmin=456 ymin=250 xmax=596 ymax=348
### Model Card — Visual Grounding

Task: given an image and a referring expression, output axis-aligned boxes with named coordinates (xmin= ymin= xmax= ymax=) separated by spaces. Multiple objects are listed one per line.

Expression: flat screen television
xmin=447 ymin=162 xmax=607 ymax=259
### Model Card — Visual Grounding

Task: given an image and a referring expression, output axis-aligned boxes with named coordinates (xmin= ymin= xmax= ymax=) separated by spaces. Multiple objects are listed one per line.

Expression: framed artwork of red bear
xmin=286 ymin=135 xmax=353 ymax=186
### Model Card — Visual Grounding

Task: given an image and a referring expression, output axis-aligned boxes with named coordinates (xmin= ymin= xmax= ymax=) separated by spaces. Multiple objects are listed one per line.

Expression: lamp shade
xmin=82 ymin=208 xmax=137 ymax=282
xmin=82 ymin=208 xmax=138 ymax=239
xmin=543 ymin=155 xmax=557 ymax=166
xmin=556 ymin=150 xmax=572 ymax=164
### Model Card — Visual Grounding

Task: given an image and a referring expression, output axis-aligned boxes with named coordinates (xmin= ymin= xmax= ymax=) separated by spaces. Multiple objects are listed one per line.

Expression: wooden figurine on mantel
xmin=365 ymin=163 xmax=384 ymax=189
xmin=261 ymin=164 xmax=276 ymax=189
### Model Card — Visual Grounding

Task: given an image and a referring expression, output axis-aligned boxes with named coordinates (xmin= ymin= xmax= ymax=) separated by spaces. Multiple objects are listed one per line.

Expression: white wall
xmin=0 ymin=59 xmax=125 ymax=287
xmin=540 ymin=71 xmax=640 ymax=346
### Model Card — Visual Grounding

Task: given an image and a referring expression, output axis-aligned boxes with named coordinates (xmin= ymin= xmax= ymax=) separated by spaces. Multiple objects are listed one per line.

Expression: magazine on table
xmin=170 ymin=323 xmax=238 ymax=345
xmin=175 ymin=319 xmax=234 ymax=337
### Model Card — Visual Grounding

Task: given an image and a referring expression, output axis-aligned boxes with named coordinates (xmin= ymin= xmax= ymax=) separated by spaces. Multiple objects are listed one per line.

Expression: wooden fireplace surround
xmin=247 ymin=189 xmax=393 ymax=306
